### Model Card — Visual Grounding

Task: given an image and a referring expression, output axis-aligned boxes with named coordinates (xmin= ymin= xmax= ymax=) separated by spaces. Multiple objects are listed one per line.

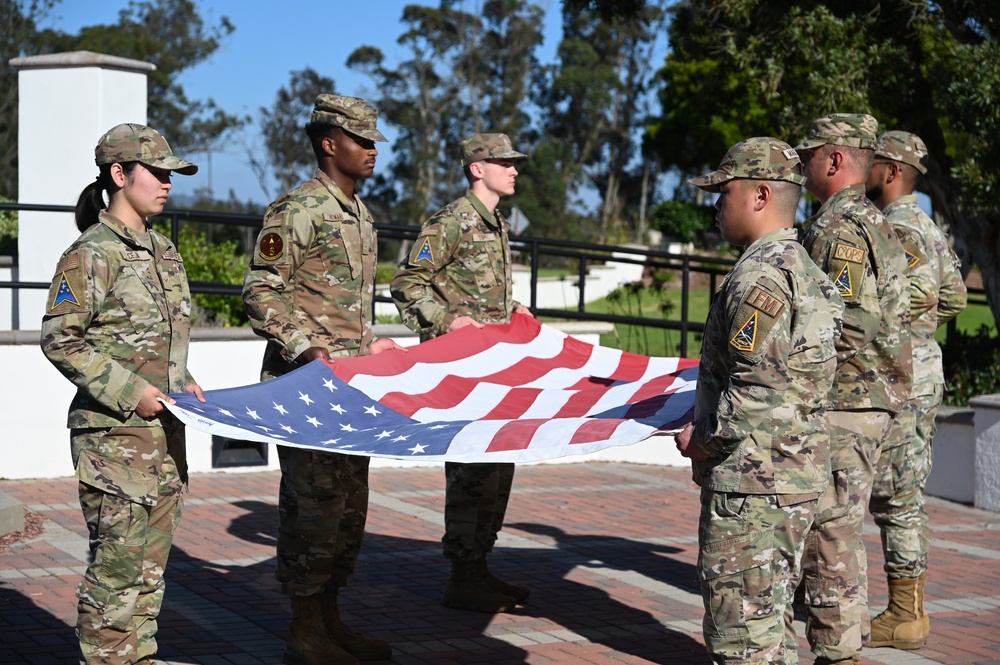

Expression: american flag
xmin=166 ymin=314 xmax=699 ymax=463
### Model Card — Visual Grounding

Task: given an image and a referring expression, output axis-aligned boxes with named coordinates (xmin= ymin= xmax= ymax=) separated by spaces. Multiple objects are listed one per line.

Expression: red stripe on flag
xmin=330 ymin=313 xmax=543 ymax=381
xmin=568 ymin=418 xmax=624 ymax=445
xmin=472 ymin=336 xmax=594 ymax=387
xmin=566 ymin=351 xmax=650 ymax=390
xmin=481 ymin=388 xmax=544 ymax=419
xmin=484 ymin=419 xmax=549 ymax=452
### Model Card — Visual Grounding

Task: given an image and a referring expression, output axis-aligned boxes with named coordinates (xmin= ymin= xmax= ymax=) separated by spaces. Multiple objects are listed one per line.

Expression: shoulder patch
xmin=827 ymin=240 xmax=867 ymax=301
xmin=899 ymin=236 xmax=925 ymax=270
xmin=55 ymin=254 xmax=79 ymax=272
xmin=729 ymin=280 xmax=788 ymax=358
xmin=730 ymin=310 xmax=759 ymax=352
xmin=50 ymin=272 xmax=81 ymax=311
xmin=410 ymin=237 xmax=435 ymax=266
xmin=833 ymin=243 xmax=865 ymax=264
xmin=258 ymin=232 xmax=283 ymax=261
xmin=745 ymin=285 xmax=785 ymax=318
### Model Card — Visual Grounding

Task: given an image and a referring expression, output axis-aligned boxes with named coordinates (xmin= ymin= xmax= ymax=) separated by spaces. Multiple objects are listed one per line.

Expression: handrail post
xmin=577 ymin=256 xmax=587 ymax=313
xmin=530 ymin=238 xmax=539 ymax=311
xmin=680 ymin=255 xmax=690 ymax=357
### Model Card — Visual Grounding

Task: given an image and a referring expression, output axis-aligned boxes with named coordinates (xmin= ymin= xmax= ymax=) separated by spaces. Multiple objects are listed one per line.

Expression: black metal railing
xmin=1 ymin=201 xmax=991 ymax=357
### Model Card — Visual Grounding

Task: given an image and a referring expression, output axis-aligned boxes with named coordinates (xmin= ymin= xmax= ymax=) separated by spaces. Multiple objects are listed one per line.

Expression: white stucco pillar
xmin=9 ymin=51 xmax=153 ymax=329
xmin=973 ymin=394 xmax=1000 ymax=512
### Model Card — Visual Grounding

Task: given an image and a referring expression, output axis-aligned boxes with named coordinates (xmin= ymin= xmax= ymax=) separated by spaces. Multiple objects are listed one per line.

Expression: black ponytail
xmin=74 ymin=162 xmax=139 ymax=232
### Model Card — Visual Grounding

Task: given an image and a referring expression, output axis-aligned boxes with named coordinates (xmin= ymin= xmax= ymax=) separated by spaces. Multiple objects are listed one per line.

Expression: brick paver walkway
xmin=2 ymin=463 xmax=998 ymax=664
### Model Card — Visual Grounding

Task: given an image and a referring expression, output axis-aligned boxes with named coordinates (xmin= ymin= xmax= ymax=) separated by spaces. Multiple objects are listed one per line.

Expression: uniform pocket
xmin=700 ymin=518 xmax=776 ymax=634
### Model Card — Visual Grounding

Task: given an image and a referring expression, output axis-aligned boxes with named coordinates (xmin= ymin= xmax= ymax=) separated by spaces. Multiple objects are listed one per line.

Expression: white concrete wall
xmin=973 ymin=395 xmax=1000 ymax=512
xmin=926 ymin=406 xmax=976 ymax=504
xmin=13 ymin=52 xmax=154 ymax=329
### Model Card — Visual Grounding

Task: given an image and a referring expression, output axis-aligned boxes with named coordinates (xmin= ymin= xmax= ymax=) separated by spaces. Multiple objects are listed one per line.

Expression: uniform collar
xmin=98 ymin=210 xmax=154 ymax=252
xmin=316 ymin=168 xmax=361 ymax=215
xmin=738 ymin=227 xmax=796 ymax=264
xmin=465 ymin=190 xmax=502 ymax=229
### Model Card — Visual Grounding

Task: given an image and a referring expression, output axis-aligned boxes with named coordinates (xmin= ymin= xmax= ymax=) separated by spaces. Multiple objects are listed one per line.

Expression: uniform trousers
xmin=870 ymin=385 xmax=942 ymax=580
xmin=276 ymin=447 xmax=370 ymax=596
xmin=699 ymin=489 xmax=818 ymax=665
xmin=442 ymin=462 xmax=514 ymax=562
xmin=73 ymin=426 xmax=185 ymax=665
xmin=799 ymin=409 xmax=891 ymax=661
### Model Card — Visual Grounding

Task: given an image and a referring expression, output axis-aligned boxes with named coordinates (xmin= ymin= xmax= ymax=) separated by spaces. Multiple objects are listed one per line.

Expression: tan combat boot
xmin=284 ymin=596 xmax=359 ymax=665
xmin=442 ymin=560 xmax=517 ymax=613
xmin=867 ymin=574 xmax=929 ymax=650
xmin=320 ymin=588 xmax=392 ymax=661
xmin=477 ymin=558 xmax=530 ymax=604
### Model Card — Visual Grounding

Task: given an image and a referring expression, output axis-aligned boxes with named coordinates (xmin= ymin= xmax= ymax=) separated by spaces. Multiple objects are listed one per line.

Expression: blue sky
xmin=46 ymin=0 xmax=569 ymax=205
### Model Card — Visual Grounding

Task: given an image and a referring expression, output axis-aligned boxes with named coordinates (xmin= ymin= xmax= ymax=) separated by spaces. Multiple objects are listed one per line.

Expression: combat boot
xmin=320 ymin=588 xmax=392 ymax=661
xmin=813 ymin=657 xmax=859 ymax=664
xmin=867 ymin=574 xmax=929 ymax=650
xmin=442 ymin=560 xmax=517 ymax=613
xmin=476 ymin=558 xmax=530 ymax=604
xmin=284 ymin=596 xmax=359 ymax=665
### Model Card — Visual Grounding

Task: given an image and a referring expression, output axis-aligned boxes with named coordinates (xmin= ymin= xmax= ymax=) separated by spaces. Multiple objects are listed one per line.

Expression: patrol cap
xmin=688 ymin=136 xmax=806 ymax=193
xmin=460 ymin=133 xmax=527 ymax=167
xmin=875 ymin=130 xmax=929 ymax=174
xmin=94 ymin=123 xmax=198 ymax=175
xmin=309 ymin=94 xmax=387 ymax=142
xmin=795 ymin=113 xmax=878 ymax=151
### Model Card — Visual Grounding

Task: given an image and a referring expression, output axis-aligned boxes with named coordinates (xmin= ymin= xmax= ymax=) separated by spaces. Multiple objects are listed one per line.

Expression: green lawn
xmin=576 ymin=286 xmax=996 ymax=360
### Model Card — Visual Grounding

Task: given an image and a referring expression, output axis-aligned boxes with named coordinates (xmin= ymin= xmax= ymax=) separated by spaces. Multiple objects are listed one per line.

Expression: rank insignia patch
xmin=730 ymin=310 xmax=758 ymax=352
xmin=412 ymin=238 xmax=435 ymax=265
xmin=51 ymin=272 xmax=80 ymax=310
xmin=834 ymin=262 xmax=853 ymax=297
xmin=258 ymin=232 xmax=283 ymax=261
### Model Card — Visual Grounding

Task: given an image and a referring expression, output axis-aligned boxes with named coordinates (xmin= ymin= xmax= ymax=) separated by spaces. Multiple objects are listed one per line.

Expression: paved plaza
xmin=2 ymin=462 xmax=999 ymax=664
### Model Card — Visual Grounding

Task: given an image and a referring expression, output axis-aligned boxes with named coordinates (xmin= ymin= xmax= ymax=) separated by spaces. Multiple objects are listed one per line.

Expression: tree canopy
xmin=649 ymin=0 xmax=1000 ymax=325
xmin=1 ymin=0 xmax=243 ymax=199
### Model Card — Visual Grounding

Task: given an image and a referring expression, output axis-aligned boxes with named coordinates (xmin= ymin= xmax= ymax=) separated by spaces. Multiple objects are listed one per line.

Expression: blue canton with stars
xmin=169 ymin=361 xmax=467 ymax=457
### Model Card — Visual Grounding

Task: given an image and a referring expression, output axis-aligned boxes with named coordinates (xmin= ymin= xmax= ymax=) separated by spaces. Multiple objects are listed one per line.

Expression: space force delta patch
xmin=730 ymin=284 xmax=786 ymax=355
xmin=829 ymin=242 xmax=866 ymax=299
xmin=411 ymin=238 xmax=435 ymax=266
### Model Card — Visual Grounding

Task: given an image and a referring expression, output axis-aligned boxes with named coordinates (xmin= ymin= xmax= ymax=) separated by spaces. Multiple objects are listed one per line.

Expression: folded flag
xmin=165 ymin=313 xmax=698 ymax=463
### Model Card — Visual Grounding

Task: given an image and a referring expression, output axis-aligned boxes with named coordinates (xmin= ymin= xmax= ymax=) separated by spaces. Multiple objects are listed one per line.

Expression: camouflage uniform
xmin=686 ymin=138 xmax=844 ymax=664
xmin=391 ymin=134 xmax=526 ymax=566
xmin=795 ymin=115 xmax=913 ymax=662
xmin=869 ymin=132 xmax=967 ymax=581
xmin=243 ymin=155 xmax=380 ymax=598
xmin=39 ymin=122 xmax=199 ymax=665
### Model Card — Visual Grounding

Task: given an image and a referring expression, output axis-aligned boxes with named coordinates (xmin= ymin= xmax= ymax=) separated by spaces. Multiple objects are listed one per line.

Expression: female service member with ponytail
xmin=41 ymin=123 xmax=205 ymax=665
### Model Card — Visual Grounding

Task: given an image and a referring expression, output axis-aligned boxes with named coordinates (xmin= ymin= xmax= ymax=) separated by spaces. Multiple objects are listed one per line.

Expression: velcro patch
xmin=324 ymin=212 xmax=352 ymax=222
xmin=745 ymin=285 xmax=785 ymax=318
xmin=729 ymin=281 xmax=787 ymax=358
xmin=121 ymin=250 xmax=144 ymax=261
xmin=730 ymin=311 xmax=759 ymax=352
xmin=410 ymin=238 xmax=435 ymax=266
xmin=900 ymin=237 xmax=925 ymax=270
xmin=55 ymin=254 xmax=79 ymax=272
xmin=50 ymin=272 xmax=81 ymax=311
xmin=472 ymin=233 xmax=496 ymax=243
xmin=833 ymin=243 xmax=865 ymax=263
xmin=258 ymin=232 xmax=283 ymax=261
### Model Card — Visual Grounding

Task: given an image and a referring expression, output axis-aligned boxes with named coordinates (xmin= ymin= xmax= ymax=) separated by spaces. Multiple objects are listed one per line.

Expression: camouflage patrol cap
xmin=795 ymin=113 xmax=878 ymax=151
xmin=460 ymin=133 xmax=527 ymax=167
xmin=875 ymin=130 xmax=929 ymax=174
xmin=94 ymin=123 xmax=198 ymax=175
xmin=688 ymin=137 xmax=806 ymax=193
xmin=310 ymin=94 xmax=387 ymax=142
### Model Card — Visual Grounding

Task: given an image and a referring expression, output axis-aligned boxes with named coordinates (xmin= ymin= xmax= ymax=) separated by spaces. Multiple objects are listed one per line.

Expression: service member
xmin=391 ymin=133 xmax=533 ymax=614
xmin=865 ymin=130 xmax=967 ymax=650
xmin=794 ymin=113 xmax=913 ymax=664
xmin=243 ymin=95 xmax=401 ymax=665
xmin=676 ymin=137 xmax=844 ymax=664
xmin=41 ymin=123 xmax=204 ymax=665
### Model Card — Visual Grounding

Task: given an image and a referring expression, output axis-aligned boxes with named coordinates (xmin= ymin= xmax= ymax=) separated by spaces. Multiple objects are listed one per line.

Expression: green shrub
xmin=648 ymin=200 xmax=714 ymax=243
xmin=942 ymin=325 xmax=1000 ymax=406
xmin=170 ymin=225 xmax=248 ymax=327
xmin=0 ymin=196 xmax=16 ymax=256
